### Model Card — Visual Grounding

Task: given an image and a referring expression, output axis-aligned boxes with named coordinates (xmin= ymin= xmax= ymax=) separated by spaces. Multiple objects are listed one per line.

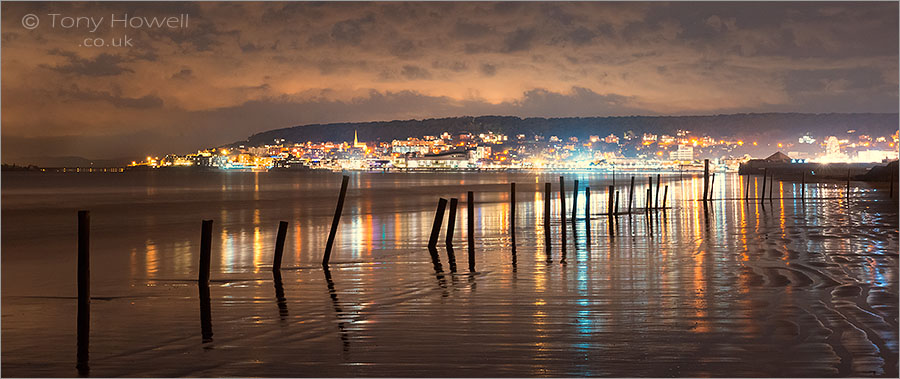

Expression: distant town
xmin=124 ymin=128 xmax=899 ymax=173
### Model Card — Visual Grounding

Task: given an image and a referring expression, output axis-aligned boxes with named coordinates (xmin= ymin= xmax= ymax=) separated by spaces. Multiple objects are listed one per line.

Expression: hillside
xmin=235 ymin=113 xmax=899 ymax=148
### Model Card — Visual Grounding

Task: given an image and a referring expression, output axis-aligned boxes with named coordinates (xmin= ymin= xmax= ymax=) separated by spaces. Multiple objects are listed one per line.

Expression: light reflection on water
xmin=1 ymin=171 xmax=897 ymax=377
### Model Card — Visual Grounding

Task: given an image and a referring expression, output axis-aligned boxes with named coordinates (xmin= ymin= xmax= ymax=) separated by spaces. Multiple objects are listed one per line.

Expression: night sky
xmin=2 ymin=1 xmax=897 ymax=161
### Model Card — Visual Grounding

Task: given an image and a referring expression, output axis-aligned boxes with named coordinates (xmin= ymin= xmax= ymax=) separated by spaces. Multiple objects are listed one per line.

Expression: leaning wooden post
xmin=760 ymin=169 xmax=768 ymax=203
xmin=628 ymin=176 xmax=635 ymax=214
xmin=77 ymin=210 xmax=90 ymax=374
xmin=323 ymin=175 xmax=349 ymax=266
xmin=655 ymin=174 xmax=661 ymax=210
xmin=571 ymin=180 xmax=578 ymax=224
xmin=467 ymin=191 xmax=476 ymax=272
xmin=509 ymin=184 xmax=516 ymax=246
xmin=662 ymin=185 xmax=669 ymax=209
xmin=709 ymin=173 xmax=715 ymax=201
xmin=703 ymin=159 xmax=710 ymax=202
xmin=446 ymin=198 xmax=458 ymax=247
xmin=428 ymin=198 xmax=448 ymax=248
xmin=607 ymin=185 xmax=614 ymax=217
xmin=559 ymin=177 xmax=567 ymax=248
xmin=272 ymin=221 xmax=289 ymax=271
xmin=544 ymin=183 xmax=552 ymax=258
xmin=199 ymin=219 xmax=213 ymax=284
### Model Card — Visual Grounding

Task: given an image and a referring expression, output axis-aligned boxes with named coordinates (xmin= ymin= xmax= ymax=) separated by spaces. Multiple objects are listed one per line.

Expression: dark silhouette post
xmin=662 ymin=186 xmax=669 ymax=209
xmin=645 ymin=188 xmax=651 ymax=211
xmin=446 ymin=198 xmax=458 ymax=247
xmin=558 ymin=177 xmax=566 ymax=248
xmin=846 ymin=169 xmax=851 ymax=200
xmin=272 ymin=221 xmax=288 ymax=271
xmin=585 ymin=187 xmax=592 ymax=247
xmin=768 ymin=173 xmax=774 ymax=201
xmin=585 ymin=186 xmax=591 ymax=219
xmin=323 ymin=175 xmax=350 ymax=266
xmin=467 ymin=191 xmax=476 ymax=272
xmin=709 ymin=173 xmax=715 ymax=201
xmin=509 ymin=183 xmax=516 ymax=243
xmin=761 ymin=169 xmax=768 ymax=203
xmin=273 ymin=271 xmax=288 ymax=320
xmin=510 ymin=183 xmax=516 ymax=266
xmin=614 ymin=190 xmax=620 ymax=215
xmin=544 ymin=183 xmax=551 ymax=261
xmin=428 ymin=198 xmax=448 ymax=248
xmin=607 ymin=185 xmax=614 ymax=217
xmin=571 ymin=180 xmax=578 ymax=224
xmin=76 ymin=211 xmax=90 ymax=375
xmin=655 ymin=174 xmax=661 ymax=209
xmin=703 ymin=159 xmax=710 ymax=202
xmin=745 ymin=174 xmax=751 ymax=201
xmin=801 ymin=171 xmax=806 ymax=201
xmin=628 ymin=176 xmax=635 ymax=214
xmin=199 ymin=219 xmax=213 ymax=285
xmin=199 ymin=282 xmax=213 ymax=343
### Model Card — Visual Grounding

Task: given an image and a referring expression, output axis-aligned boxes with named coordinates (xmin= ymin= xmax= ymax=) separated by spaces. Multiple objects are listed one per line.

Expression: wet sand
xmin=2 ymin=171 xmax=897 ymax=377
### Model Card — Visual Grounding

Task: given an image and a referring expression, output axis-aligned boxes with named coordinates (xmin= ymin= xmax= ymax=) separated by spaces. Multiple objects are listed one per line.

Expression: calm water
xmin=2 ymin=171 xmax=897 ymax=377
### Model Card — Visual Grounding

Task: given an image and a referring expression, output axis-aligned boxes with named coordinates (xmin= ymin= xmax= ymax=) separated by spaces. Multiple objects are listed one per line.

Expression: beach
xmin=2 ymin=171 xmax=897 ymax=377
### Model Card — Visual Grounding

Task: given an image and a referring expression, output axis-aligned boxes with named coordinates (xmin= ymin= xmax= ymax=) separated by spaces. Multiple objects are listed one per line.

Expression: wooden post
xmin=446 ymin=198 xmax=458 ymax=246
xmin=199 ymin=219 xmax=213 ymax=285
xmin=77 ymin=210 xmax=90 ymax=374
xmin=646 ymin=188 xmax=651 ymax=212
xmin=585 ymin=186 xmax=591 ymax=219
xmin=607 ymin=185 xmax=614 ymax=217
xmin=709 ymin=173 xmax=715 ymax=201
xmin=745 ymin=174 xmax=750 ymax=201
xmin=585 ymin=186 xmax=591 ymax=246
xmin=467 ymin=191 xmax=476 ymax=272
xmin=614 ymin=190 xmax=620 ymax=215
xmin=571 ymin=180 xmax=578 ymax=224
xmin=510 ymin=183 xmax=516 ymax=265
xmin=655 ymin=174 xmax=661 ymax=210
xmin=509 ymin=183 xmax=516 ymax=241
xmin=703 ymin=159 xmax=710 ymax=202
xmin=544 ymin=183 xmax=551 ymax=258
xmin=199 ymin=281 xmax=213 ymax=343
xmin=272 ymin=221 xmax=288 ymax=271
xmin=628 ymin=176 xmax=635 ymax=214
xmin=846 ymin=168 xmax=851 ymax=200
xmin=801 ymin=171 xmax=805 ymax=201
xmin=559 ymin=177 xmax=566 ymax=247
xmin=323 ymin=175 xmax=350 ymax=266
xmin=428 ymin=198 xmax=448 ymax=248
xmin=662 ymin=186 xmax=668 ymax=209
xmin=761 ymin=169 xmax=767 ymax=203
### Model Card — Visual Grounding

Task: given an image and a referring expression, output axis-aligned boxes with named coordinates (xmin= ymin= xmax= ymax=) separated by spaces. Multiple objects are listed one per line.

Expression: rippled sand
xmin=2 ymin=172 xmax=897 ymax=377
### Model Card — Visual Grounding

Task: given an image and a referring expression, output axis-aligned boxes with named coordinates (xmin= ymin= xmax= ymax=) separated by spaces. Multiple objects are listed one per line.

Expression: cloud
xmin=42 ymin=50 xmax=133 ymax=77
xmin=1 ymin=1 xmax=897 ymax=161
